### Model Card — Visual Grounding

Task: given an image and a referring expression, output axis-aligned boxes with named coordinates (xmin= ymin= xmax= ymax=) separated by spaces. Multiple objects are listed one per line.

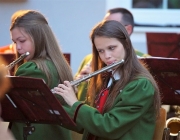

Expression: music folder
xmin=140 ymin=57 xmax=180 ymax=105
xmin=1 ymin=76 xmax=76 ymax=130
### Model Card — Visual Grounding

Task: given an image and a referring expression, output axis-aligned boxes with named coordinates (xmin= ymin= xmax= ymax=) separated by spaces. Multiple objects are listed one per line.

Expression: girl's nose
xmin=104 ymin=51 xmax=111 ymax=59
xmin=16 ymin=43 xmax=21 ymax=50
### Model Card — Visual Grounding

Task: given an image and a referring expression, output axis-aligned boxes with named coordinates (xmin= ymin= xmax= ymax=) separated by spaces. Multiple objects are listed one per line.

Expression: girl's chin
xmin=25 ymin=57 xmax=31 ymax=61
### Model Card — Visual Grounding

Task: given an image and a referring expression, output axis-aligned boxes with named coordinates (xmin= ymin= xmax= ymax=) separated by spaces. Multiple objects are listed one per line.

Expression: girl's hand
xmin=75 ymin=63 xmax=91 ymax=81
xmin=54 ymin=81 xmax=78 ymax=106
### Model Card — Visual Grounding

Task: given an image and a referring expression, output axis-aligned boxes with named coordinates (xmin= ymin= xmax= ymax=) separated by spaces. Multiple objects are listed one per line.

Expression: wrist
xmin=70 ymin=99 xmax=78 ymax=107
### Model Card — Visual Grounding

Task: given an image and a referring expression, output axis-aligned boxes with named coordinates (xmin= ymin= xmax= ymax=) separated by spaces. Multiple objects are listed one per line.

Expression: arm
xmin=56 ymin=78 xmax=155 ymax=139
xmin=74 ymin=54 xmax=92 ymax=80
xmin=74 ymin=54 xmax=92 ymax=101
xmin=15 ymin=61 xmax=48 ymax=83
xmin=135 ymin=50 xmax=151 ymax=58
xmin=75 ymin=78 xmax=155 ymax=138
xmin=16 ymin=61 xmax=67 ymax=105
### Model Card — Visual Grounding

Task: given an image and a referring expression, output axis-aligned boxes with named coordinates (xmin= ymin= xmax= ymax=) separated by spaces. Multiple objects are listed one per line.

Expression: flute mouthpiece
xmin=26 ymin=52 xmax=30 ymax=56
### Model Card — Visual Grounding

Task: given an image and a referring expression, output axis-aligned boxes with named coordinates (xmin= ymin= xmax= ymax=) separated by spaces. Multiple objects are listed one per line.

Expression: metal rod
xmin=70 ymin=59 xmax=124 ymax=86
xmin=6 ymin=52 xmax=30 ymax=70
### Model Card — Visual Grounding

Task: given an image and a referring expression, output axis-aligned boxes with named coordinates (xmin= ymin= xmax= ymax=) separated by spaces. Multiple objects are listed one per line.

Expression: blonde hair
xmin=10 ymin=10 xmax=73 ymax=86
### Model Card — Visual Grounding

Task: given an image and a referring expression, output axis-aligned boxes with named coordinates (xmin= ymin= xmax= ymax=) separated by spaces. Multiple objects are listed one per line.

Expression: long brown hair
xmin=88 ymin=20 xmax=161 ymax=118
xmin=10 ymin=10 xmax=73 ymax=86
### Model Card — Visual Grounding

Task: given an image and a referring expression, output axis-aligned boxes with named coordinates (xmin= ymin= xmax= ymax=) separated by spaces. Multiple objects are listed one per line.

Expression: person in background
xmin=54 ymin=20 xmax=161 ymax=140
xmin=75 ymin=7 xmax=150 ymax=101
xmin=9 ymin=10 xmax=73 ymax=140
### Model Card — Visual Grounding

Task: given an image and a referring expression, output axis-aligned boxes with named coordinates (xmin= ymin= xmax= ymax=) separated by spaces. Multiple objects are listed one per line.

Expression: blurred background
xmin=0 ymin=0 xmax=180 ymax=74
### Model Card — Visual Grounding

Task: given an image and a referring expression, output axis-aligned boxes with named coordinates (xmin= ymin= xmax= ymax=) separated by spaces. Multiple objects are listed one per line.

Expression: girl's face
xmin=10 ymin=27 xmax=35 ymax=61
xmin=94 ymin=36 xmax=125 ymax=66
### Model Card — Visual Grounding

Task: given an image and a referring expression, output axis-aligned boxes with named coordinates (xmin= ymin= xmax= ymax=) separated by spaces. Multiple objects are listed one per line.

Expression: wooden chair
xmin=153 ymin=108 xmax=180 ymax=140
xmin=153 ymin=108 xmax=167 ymax=140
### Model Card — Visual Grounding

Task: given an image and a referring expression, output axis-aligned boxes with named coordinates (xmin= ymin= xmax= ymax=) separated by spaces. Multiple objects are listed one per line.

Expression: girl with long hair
xmin=54 ymin=20 xmax=161 ymax=140
xmin=10 ymin=10 xmax=73 ymax=140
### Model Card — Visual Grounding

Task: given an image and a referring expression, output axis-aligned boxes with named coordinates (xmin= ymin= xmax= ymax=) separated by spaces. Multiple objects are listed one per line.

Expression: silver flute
xmin=51 ymin=59 xmax=124 ymax=93
xmin=70 ymin=59 xmax=124 ymax=86
xmin=6 ymin=52 xmax=30 ymax=70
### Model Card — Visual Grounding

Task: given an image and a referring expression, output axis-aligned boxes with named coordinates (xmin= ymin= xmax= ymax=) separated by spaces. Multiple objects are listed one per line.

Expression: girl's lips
xmin=106 ymin=61 xmax=116 ymax=65
xmin=17 ymin=52 xmax=24 ymax=55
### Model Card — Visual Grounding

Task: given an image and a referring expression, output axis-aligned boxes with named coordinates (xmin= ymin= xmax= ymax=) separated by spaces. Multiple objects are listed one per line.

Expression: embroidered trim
xmin=73 ymin=103 xmax=84 ymax=123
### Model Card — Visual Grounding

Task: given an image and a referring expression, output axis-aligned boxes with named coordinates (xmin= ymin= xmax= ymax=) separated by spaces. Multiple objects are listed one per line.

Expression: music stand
xmin=140 ymin=57 xmax=180 ymax=105
xmin=146 ymin=32 xmax=180 ymax=59
xmin=1 ymin=76 xmax=76 ymax=140
xmin=63 ymin=53 xmax=71 ymax=66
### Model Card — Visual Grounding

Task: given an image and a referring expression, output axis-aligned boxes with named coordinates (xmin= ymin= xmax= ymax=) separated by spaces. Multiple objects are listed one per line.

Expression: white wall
xmin=0 ymin=0 xmax=106 ymax=74
xmin=1 ymin=0 xmax=180 ymax=74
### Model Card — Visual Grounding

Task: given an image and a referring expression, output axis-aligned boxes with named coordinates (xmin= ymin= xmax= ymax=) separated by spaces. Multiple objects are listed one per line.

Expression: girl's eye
xmin=20 ymin=40 xmax=25 ymax=43
xmin=109 ymin=46 xmax=115 ymax=50
xmin=97 ymin=50 xmax=104 ymax=53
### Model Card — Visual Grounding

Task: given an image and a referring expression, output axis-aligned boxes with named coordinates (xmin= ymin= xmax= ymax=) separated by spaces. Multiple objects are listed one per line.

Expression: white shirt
xmin=107 ymin=70 xmax=121 ymax=88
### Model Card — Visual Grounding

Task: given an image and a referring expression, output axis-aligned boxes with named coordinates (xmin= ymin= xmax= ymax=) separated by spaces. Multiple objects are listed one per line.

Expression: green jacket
xmin=76 ymin=51 xmax=151 ymax=101
xmin=11 ymin=61 xmax=72 ymax=140
xmin=75 ymin=54 xmax=92 ymax=101
xmin=65 ymin=78 xmax=156 ymax=140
